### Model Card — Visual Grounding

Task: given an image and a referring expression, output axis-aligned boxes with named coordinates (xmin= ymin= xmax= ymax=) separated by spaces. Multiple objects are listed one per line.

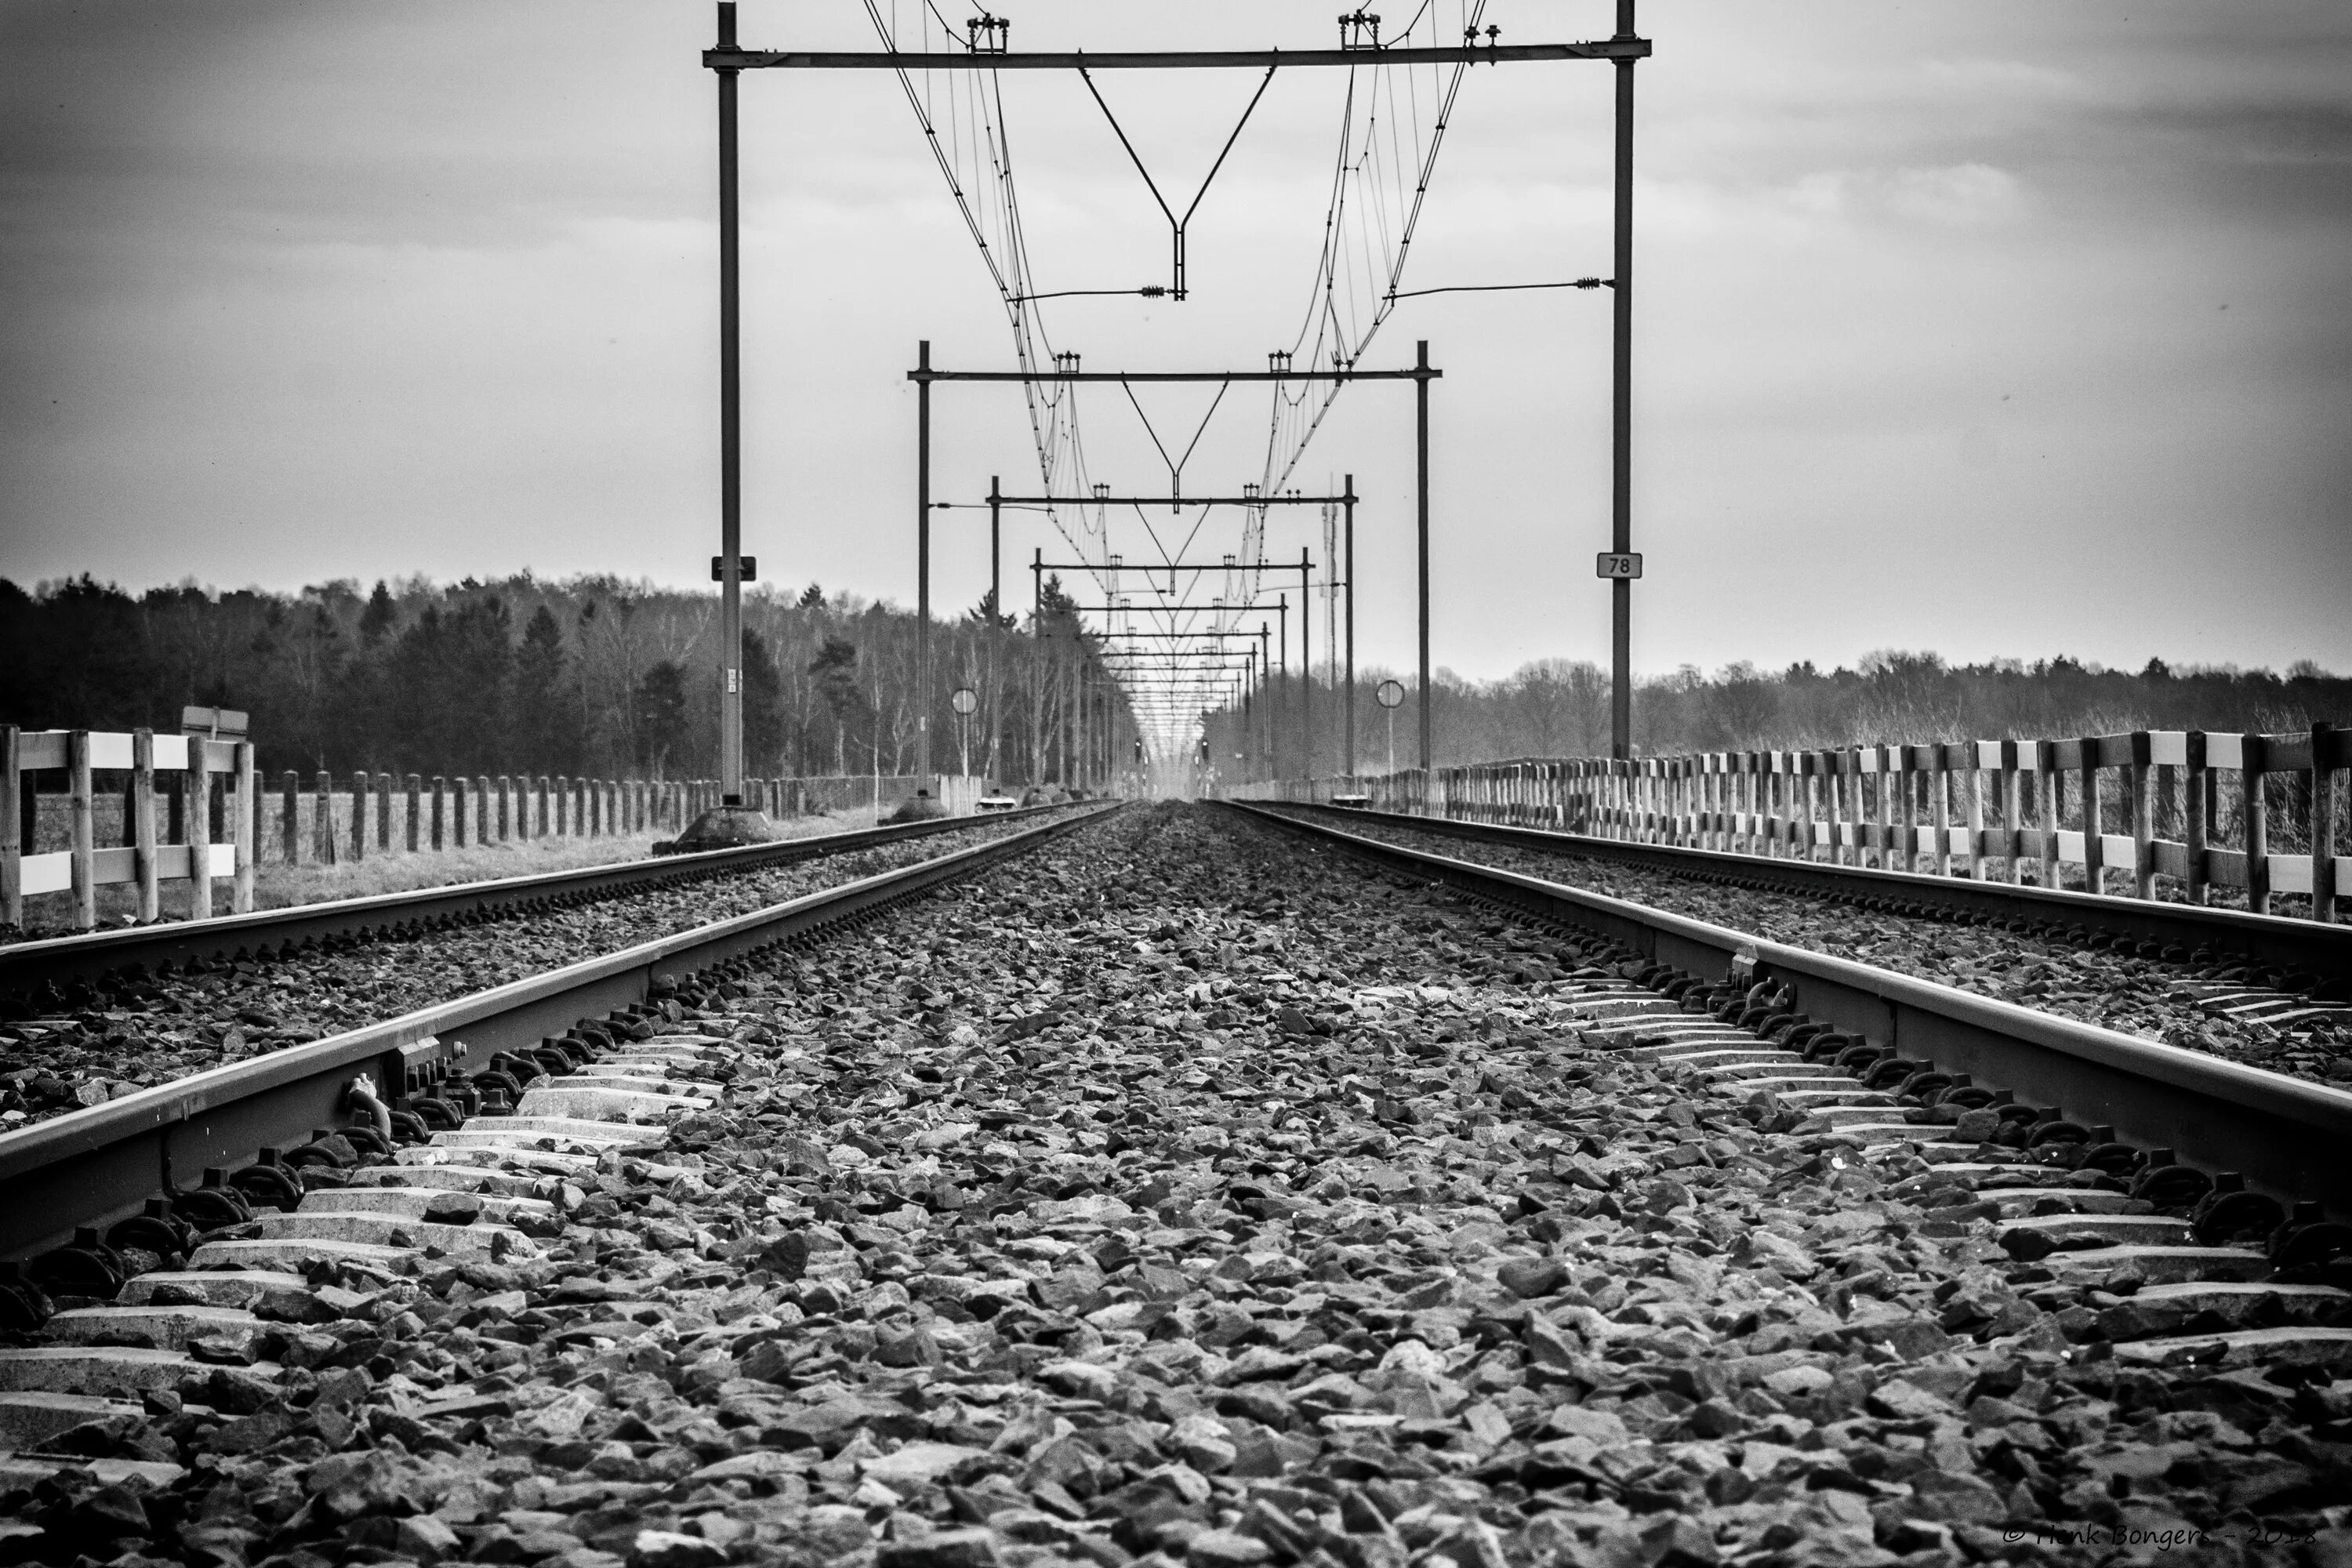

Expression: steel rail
xmin=1 ymin=803 xmax=1075 ymax=993
xmin=0 ymin=804 xmax=1117 ymax=1258
xmin=1225 ymin=803 xmax=2352 ymax=1219
xmin=1265 ymin=802 xmax=2352 ymax=986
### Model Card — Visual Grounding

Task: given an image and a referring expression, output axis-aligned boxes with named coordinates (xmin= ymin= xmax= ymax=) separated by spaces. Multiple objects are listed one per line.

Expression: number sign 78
xmin=1595 ymin=553 xmax=1643 ymax=579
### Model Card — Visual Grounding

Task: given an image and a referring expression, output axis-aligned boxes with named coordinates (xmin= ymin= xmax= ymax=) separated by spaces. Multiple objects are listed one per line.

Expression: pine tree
xmin=514 ymin=604 xmax=570 ymax=776
xmin=359 ymin=580 xmax=398 ymax=644
xmin=633 ymin=662 xmax=690 ymax=774
xmin=742 ymin=629 xmax=786 ymax=773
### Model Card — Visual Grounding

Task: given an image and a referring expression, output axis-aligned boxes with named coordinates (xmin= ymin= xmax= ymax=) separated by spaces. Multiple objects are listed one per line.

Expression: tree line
xmin=0 ymin=573 xmax=1137 ymax=785
xmin=1203 ymin=650 xmax=2352 ymax=779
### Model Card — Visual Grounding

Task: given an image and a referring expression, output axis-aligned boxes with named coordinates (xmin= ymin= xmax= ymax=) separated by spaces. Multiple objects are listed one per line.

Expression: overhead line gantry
xmin=706 ymin=5 xmax=1649 ymax=796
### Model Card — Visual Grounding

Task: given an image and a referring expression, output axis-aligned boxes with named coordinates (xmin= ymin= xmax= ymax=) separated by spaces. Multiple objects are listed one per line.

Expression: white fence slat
xmin=20 ymin=851 xmax=71 ymax=897
xmin=2267 ymin=855 xmax=2315 ymax=896
xmin=18 ymin=732 xmax=68 ymax=769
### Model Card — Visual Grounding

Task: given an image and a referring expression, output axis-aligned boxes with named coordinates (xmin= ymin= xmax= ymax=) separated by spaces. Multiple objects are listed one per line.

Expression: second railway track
xmin=1261 ymin=803 xmax=2352 ymax=1091
xmin=0 ymin=807 xmax=1082 ymax=1134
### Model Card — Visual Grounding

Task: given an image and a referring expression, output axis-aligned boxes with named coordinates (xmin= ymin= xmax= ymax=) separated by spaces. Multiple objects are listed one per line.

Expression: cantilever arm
xmin=1079 ymin=64 xmax=1278 ymax=299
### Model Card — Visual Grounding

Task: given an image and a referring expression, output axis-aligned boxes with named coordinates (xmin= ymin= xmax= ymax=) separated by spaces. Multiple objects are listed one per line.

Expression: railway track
xmin=0 ymin=807 xmax=1080 ymax=1138
xmin=1264 ymin=803 xmax=2352 ymax=1091
xmin=1231 ymin=803 xmax=2352 ymax=1218
xmin=1269 ymin=803 xmax=2352 ymax=989
xmin=0 ymin=804 xmax=1111 ymax=1260
xmin=2 ymin=801 xmax=2349 ymax=1565
xmin=0 ymin=804 xmax=1079 ymax=991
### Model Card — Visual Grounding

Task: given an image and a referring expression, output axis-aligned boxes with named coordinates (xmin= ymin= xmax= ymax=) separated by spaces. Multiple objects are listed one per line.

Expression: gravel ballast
xmin=4 ymin=802 xmax=2348 ymax=1568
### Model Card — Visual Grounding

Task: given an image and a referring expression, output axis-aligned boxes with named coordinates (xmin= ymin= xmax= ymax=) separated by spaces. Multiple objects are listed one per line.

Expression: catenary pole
xmin=1344 ymin=475 xmax=1356 ymax=778
xmin=716 ymin=3 xmax=745 ymax=798
xmin=989 ymin=476 xmax=1002 ymax=782
xmin=1611 ymin=0 xmax=1637 ymax=759
xmin=1301 ymin=546 xmax=1313 ymax=782
xmin=1416 ymin=339 xmax=1433 ymax=772
xmin=916 ymin=340 xmax=932 ymax=784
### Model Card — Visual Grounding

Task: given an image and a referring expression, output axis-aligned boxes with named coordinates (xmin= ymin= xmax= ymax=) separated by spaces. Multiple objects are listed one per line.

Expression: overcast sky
xmin=3 ymin=0 xmax=2348 ymax=696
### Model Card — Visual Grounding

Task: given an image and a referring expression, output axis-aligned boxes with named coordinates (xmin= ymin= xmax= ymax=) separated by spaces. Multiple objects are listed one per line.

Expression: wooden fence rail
xmin=1228 ymin=722 xmax=2350 ymax=924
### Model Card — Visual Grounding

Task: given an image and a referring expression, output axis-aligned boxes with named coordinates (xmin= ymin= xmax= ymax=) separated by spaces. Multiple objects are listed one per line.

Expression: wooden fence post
xmin=2184 ymin=731 xmax=2209 ymax=905
xmin=1922 ymin=748 xmax=1946 ymax=878
xmin=403 ymin=775 xmax=419 ymax=852
xmin=1722 ymin=755 xmax=1739 ymax=855
xmin=1961 ymin=745 xmax=1983 ymax=881
xmin=497 ymin=777 xmax=510 ymax=841
xmin=2031 ymin=742 xmax=2056 ymax=889
xmin=1727 ymin=756 xmax=1740 ymax=852
xmin=476 ymin=778 xmax=490 ymax=847
xmin=1864 ymin=747 xmax=1883 ymax=871
xmin=313 ymin=771 xmax=336 ymax=865
xmin=2130 ymin=731 xmax=2154 ymax=901
xmin=187 ymin=735 xmax=212 ymax=921
xmin=132 ymin=729 xmax=160 ymax=921
xmin=68 ymin=731 xmax=97 ymax=931
xmin=2314 ymin=722 xmax=2339 ymax=924
xmin=1793 ymin=754 xmax=1812 ymax=862
xmin=1853 ymin=747 xmax=1870 ymax=866
xmin=348 ymin=772 xmax=367 ymax=862
xmin=2078 ymin=738 xmax=2104 ymax=897
xmin=231 ymin=742 xmax=256 ymax=913
xmin=1816 ymin=752 xmax=1835 ymax=865
xmin=555 ymin=775 xmax=569 ymax=837
xmin=0 ymin=725 xmax=17 ymax=931
xmin=2244 ymin=735 xmax=2270 ymax=915
xmin=1889 ymin=748 xmax=1913 ymax=876
xmin=1998 ymin=742 xmax=2021 ymax=883
xmin=430 ymin=776 xmax=445 ymax=851
xmin=278 ymin=771 xmax=298 ymax=866
xmin=1751 ymin=755 xmax=1764 ymax=855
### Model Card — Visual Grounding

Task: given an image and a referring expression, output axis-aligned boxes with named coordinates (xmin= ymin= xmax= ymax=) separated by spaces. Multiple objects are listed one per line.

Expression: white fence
xmin=1227 ymin=723 xmax=2348 ymax=923
xmin=4 ymin=727 xmax=256 ymax=931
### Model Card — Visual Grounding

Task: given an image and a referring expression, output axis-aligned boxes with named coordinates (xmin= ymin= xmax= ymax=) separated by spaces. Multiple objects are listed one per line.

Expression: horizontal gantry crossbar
xmin=913 ymin=369 xmax=1436 ymax=383
xmin=709 ymin=42 xmax=1648 ymax=71
xmin=1000 ymin=495 xmax=1349 ymax=507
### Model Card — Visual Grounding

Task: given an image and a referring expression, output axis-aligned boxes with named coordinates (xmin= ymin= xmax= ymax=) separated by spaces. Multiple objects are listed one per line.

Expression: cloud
xmin=1885 ymin=163 xmax=2027 ymax=226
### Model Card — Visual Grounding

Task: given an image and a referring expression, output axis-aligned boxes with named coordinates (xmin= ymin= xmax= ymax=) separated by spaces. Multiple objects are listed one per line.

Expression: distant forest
xmin=1207 ymin=652 xmax=2352 ymax=777
xmin=0 ymin=573 xmax=1133 ymax=784
xmin=4 ymin=573 xmax=2343 ymax=781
